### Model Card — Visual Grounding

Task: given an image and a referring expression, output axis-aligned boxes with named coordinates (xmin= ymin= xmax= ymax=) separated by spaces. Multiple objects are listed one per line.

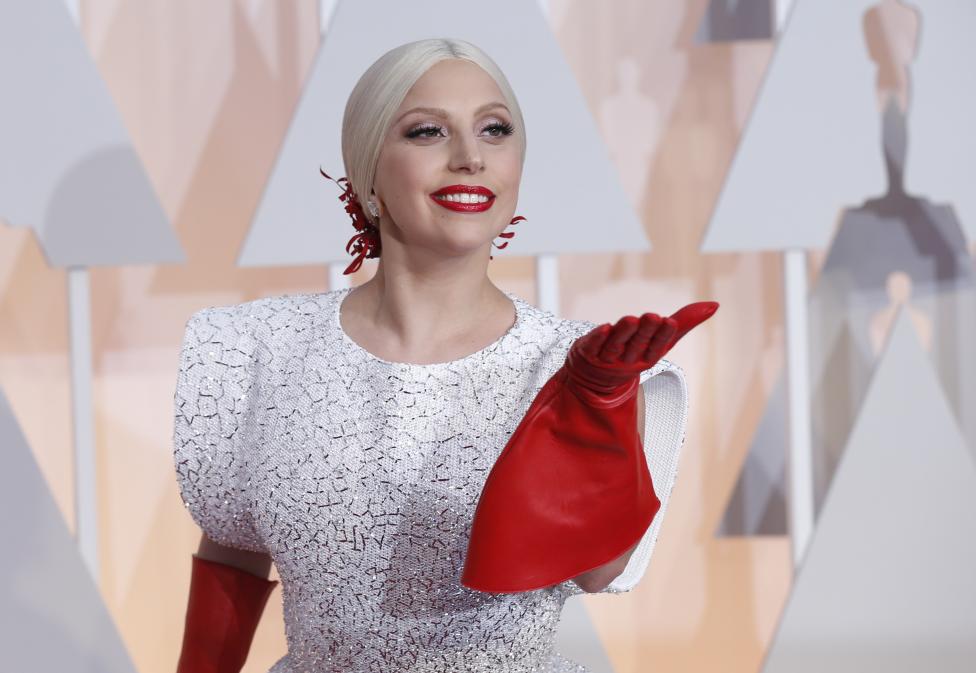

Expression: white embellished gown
xmin=173 ymin=287 xmax=689 ymax=673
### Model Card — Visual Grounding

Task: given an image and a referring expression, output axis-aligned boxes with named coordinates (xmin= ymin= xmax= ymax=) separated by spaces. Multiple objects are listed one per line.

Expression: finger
xmin=598 ymin=315 xmax=640 ymax=363
xmin=578 ymin=323 xmax=612 ymax=359
xmin=643 ymin=316 xmax=678 ymax=361
xmin=621 ymin=313 xmax=661 ymax=363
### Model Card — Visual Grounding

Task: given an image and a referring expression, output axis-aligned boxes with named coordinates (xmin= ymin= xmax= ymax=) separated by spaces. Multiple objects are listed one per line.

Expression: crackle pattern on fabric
xmin=173 ymin=287 xmax=689 ymax=673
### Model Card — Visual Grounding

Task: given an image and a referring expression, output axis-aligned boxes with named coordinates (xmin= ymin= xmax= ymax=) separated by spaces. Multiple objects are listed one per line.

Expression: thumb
xmin=667 ymin=301 xmax=719 ymax=344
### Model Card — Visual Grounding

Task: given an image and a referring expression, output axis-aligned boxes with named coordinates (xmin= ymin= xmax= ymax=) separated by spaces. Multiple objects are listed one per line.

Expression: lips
xmin=430 ymin=184 xmax=496 ymax=213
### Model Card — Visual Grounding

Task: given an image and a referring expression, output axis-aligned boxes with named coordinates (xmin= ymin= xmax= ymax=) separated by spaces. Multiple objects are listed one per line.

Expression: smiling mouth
xmin=430 ymin=186 xmax=495 ymax=213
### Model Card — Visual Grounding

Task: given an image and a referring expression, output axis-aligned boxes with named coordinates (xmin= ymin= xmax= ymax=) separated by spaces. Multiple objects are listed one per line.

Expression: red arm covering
xmin=176 ymin=555 xmax=278 ymax=673
xmin=461 ymin=301 xmax=718 ymax=593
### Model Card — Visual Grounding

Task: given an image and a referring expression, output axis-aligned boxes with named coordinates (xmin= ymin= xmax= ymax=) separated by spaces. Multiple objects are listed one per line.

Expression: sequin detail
xmin=173 ymin=288 xmax=689 ymax=672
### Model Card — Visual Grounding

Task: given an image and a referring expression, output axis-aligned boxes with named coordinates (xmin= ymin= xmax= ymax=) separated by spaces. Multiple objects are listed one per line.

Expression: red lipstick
xmin=430 ymin=184 xmax=496 ymax=213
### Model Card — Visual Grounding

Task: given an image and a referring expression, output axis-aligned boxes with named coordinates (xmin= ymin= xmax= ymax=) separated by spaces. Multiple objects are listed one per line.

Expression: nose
xmin=448 ymin=133 xmax=484 ymax=173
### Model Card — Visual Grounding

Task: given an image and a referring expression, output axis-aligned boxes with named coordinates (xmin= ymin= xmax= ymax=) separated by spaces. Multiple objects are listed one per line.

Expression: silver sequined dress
xmin=173 ymin=287 xmax=689 ymax=673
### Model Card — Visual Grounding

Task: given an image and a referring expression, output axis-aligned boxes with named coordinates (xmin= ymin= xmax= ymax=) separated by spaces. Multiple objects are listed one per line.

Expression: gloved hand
xmin=460 ymin=301 xmax=718 ymax=593
xmin=176 ymin=554 xmax=278 ymax=673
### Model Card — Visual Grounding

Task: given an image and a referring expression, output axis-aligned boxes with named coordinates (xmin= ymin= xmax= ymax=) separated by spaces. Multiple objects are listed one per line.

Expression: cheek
xmin=499 ymin=170 xmax=522 ymax=210
xmin=497 ymin=151 xmax=522 ymax=190
xmin=376 ymin=145 xmax=427 ymax=184
xmin=380 ymin=150 xmax=439 ymax=204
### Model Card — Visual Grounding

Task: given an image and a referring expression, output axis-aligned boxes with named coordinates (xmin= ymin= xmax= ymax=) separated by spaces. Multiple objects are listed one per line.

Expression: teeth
xmin=435 ymin=193 xmax=490 ymax=203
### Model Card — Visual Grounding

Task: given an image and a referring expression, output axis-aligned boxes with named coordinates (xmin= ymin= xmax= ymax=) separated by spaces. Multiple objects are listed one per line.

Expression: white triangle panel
xmin=701 ymin=0 xmax=885 ymax=253
xmin=904 ymin=0 xmax=976 ymax=240
xmin=759 ymin=307 xmax=976 ymax=672
xmin=0 ymin=388 xmax=139 ymax=672
xmin=0 ymin=0 xmax=182 ymax=267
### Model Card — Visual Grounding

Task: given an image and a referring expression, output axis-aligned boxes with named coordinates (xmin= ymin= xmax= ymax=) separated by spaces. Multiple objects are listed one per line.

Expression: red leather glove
xmin=461 ymin=301 xmax=718 ymax=593
xmin=176 ymin=555 xmax=278 ymax=673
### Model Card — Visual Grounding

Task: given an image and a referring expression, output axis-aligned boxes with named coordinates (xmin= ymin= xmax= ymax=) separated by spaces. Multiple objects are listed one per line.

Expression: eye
xmin=482 ymin=121 xmax=515 ymax=138
xmin=405 ymin=123 xmax=444 ymax=139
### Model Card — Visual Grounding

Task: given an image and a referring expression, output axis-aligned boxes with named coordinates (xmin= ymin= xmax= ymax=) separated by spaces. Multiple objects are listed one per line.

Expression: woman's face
xmin=371 ymin=58 xmax=522 ymax=263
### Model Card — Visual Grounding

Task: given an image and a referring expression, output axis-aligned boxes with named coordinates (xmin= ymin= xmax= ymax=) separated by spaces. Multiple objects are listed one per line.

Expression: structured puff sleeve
xmin=560 ymin=357 xmax=689 ymax=596
xmin=172 ymin=306 xmax=266 ymax=553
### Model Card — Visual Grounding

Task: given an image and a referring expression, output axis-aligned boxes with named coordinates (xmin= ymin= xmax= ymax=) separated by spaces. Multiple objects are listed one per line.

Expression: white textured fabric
xmin=173 ymin=287 xmax=689 ymax=672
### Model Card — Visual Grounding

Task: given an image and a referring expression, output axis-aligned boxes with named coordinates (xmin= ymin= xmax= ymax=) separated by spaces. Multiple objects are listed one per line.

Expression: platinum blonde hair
xmin=341 ymin=38 xmax=527 ymax=227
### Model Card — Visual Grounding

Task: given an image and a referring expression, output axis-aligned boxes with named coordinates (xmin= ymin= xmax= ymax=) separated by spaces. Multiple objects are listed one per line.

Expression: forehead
xmin=398 ymin=59 xmax=505 ymax=114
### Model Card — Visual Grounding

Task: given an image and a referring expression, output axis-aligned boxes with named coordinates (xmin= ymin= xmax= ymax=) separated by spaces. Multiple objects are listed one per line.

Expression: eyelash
xmin=405 ymin=121 xmax=515 ymax=139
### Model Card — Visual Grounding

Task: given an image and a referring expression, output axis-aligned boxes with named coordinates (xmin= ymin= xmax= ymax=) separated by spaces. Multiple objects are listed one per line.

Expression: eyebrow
xmin=395 ymin=101 xmax=510 ymax=125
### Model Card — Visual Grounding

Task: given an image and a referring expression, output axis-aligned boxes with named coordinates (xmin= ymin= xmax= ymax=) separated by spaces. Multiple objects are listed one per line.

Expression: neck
xmin=349 ymin=262 xmax=509 ymax=352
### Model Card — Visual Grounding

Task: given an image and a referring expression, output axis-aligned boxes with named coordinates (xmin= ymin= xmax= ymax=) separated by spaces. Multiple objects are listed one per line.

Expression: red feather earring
xmin=320 ymin=168 xmax=382 ymax=275
xmin=490 ymin=215 xmax=525 ymax=261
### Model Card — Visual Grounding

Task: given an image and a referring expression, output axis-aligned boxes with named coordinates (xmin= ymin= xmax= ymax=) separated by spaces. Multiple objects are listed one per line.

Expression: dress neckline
xmin=333 ymin=286 xmax=523 ymax=370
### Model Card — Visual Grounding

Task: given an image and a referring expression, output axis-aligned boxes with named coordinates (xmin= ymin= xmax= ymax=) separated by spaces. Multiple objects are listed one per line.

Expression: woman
xmin=173 ymin=37 xmax=715 ymax=673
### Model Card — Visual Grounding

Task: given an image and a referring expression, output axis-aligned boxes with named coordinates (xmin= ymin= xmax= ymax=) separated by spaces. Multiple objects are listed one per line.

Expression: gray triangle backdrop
xmin=0 ymin=387 xmax=139 ymax=672
xmin=554 ymin=598 xmax=616 ymax=673
xmin=0 ymin=0 xmax=181 ymax=268
xmin=759 ymin=306 xmax=976 ymax=672
xmin=700 ymin=0 xmax=885 ymax=253
xmin=904 ymin=0 xmax=976 ymax=238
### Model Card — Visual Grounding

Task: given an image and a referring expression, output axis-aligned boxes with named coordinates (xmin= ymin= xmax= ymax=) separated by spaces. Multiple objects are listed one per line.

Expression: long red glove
xmin=461 ymin=301 xmax=718 ymax=593
xmin=176 ymin=555 xmax=278 ymax=673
